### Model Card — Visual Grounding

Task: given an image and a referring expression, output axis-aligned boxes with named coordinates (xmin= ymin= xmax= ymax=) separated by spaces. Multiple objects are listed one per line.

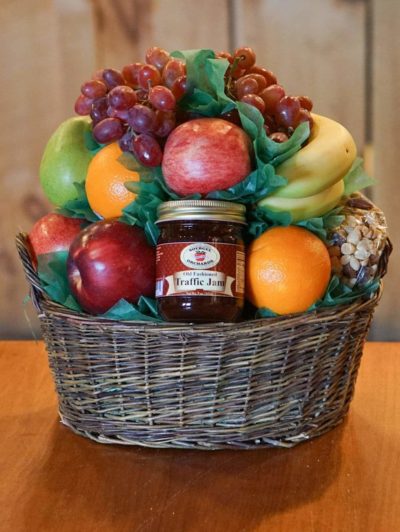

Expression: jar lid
xmin=156 ymin=200 xmax=247 ymax=224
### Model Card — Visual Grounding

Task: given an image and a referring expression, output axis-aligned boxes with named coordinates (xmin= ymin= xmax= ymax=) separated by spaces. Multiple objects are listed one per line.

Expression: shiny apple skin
xmin=29 ymin=213 xmax=85 ymax=259
xmin=161 ymin=118 xmax=252 ymax=196
xmin=67 ymin=220 xmax=155 ymax=314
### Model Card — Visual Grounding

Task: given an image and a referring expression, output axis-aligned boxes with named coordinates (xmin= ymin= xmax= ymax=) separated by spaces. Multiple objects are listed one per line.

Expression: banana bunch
xmin=258 ymin=114 xmax=357 ymax=222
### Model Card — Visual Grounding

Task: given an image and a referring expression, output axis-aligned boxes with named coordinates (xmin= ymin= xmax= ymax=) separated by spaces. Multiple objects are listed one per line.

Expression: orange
xmin=85 ymin=142 xmax=139 ymax=219
xmin=246 ymin=226 xmax=331 ymax=315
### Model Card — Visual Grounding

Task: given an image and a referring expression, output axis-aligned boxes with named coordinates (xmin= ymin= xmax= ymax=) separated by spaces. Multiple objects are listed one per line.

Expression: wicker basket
xmin=16 ymin=232 xmax=386 ymax=450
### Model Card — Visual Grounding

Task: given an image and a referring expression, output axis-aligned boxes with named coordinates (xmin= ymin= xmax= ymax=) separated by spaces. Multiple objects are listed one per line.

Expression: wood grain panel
xmin=54 ymin=0 xmax=97 ymax=113
xmin=0 ymin=0 xmax=96 ymax=338
xmin=2 ymin=1 xmax=398 ymax=340
xmin=369 ymin=0 xmax=400 ymax=340
xmin=234 ymin=0 xmax=366 ymax=148
xmin=93 ymin=0 xmax=230 ymax=68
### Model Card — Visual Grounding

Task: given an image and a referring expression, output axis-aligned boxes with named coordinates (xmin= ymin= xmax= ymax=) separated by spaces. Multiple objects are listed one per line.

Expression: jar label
xmin=156 ymin=242 xmax=245 ymax=298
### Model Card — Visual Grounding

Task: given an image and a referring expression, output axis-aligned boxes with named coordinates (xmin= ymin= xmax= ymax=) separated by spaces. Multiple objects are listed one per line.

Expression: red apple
xmin=29 ymin=213 xmax=86 ymax=264
xmin=67 ymin=220 xmax=155 ymax=314
xmin=161 ymin=117 xmax=252 ymax=195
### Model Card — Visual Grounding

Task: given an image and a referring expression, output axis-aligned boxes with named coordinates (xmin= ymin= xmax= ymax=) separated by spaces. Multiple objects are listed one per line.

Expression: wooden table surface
xmin=0 ymin=341 xmax=399 ymax=532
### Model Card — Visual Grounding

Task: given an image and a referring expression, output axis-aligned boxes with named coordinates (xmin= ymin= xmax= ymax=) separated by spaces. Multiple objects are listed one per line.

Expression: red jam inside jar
xmin=155 ymin=200 xmax=246 ymax=323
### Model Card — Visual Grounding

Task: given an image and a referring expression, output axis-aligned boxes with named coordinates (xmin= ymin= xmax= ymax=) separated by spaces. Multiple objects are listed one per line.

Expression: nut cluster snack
xmin=328 ymin=194 xmax=388 ymax=287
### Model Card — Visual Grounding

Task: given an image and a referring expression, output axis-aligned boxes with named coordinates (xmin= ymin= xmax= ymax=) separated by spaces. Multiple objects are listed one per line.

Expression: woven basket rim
xmin=37 ymin=292 xmax=381 ymax=331
xmin=16 ymin=231 xmax=382 ymax=333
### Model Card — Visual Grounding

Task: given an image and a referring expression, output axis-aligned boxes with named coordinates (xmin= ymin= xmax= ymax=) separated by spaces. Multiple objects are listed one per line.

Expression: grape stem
xmin=128 ymin=126 xmax=137 ymax=138
xmin=225 ymin=56 xmax=240 ymax=98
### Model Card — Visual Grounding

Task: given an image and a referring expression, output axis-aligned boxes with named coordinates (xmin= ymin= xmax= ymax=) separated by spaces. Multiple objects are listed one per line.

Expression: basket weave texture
xmin=17 ymin=233 xmax=382 ymax=450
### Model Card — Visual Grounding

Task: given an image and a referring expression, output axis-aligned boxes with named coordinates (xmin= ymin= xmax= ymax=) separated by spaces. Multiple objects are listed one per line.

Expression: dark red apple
xmin=28 ymin=213 xmax=86 ymax=264
xmin=67 ymin=220 xmax=155 ymax=314
xmin=161 ymin=117 xmax=252 ymax=196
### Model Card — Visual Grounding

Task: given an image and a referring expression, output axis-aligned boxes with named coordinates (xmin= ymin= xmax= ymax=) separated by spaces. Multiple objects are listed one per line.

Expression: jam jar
xmin=156 ymin=200 xmax=246 ymax=323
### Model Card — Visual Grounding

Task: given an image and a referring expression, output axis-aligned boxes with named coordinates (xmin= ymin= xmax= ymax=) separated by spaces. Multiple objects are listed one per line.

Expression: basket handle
xmin=15 ymin=232 xmax=45 ymax=312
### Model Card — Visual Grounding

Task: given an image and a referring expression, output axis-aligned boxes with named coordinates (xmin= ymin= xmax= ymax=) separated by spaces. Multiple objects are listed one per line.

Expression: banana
xmin=273 ymin=114 xmax=356 ymax=199
xmin=258 ymin=179 xmax=344 ymax=222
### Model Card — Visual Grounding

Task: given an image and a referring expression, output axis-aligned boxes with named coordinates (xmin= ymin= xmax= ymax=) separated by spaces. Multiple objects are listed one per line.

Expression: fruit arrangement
xmin=29 ymin=46 xmax=391 ymax=322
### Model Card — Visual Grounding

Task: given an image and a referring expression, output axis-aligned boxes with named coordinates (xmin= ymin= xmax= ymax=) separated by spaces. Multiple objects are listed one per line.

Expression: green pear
xmin=40 ymin=116 xmax=97 ymax=207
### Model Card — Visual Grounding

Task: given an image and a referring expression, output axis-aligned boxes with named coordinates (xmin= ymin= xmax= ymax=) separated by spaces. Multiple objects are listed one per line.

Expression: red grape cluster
xmin=74 ymin=47 xmax=187 ymax=166
xmin=218 ymin=47 xmax=313 ymax=143
xmin=75 ymin=45 xmax=314 ymax=168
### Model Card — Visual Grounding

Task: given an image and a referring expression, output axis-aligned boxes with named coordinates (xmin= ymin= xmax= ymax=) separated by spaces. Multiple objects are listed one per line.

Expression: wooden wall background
xmin=1 ymin=0 xmax=398 ymax=339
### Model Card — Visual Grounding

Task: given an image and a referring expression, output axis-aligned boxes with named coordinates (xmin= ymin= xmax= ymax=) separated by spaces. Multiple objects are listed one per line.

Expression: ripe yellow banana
xmin=258 ymin=179 xmax=344 ymax=222
xmin=273 ymin=114 xmax=356 ymax=199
